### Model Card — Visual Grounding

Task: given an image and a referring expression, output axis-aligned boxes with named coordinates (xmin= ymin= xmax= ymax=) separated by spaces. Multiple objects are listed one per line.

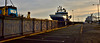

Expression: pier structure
xmin=0 ymin=16 xmax=67 ymax=39
xmin=0 ymin=23 xmax=100 ymax=43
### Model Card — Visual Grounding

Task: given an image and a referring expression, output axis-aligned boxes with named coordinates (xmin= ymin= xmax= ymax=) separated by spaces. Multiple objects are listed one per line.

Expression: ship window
xmin=11 ymin=10 xmax=16 ymax=14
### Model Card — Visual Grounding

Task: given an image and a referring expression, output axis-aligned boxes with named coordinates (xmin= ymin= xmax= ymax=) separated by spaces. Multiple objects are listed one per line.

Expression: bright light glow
xmin=63 ymin=16 xmax=66 ymax=18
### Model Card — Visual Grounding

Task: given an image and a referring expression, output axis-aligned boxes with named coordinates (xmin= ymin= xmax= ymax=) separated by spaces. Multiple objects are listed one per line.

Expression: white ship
xmin=50 ymin=6 xmax=71 ymax=21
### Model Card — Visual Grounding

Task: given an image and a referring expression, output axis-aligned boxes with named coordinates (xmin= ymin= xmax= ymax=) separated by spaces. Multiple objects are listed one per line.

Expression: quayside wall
xmin=0 ymin=16 xmax=66 ymax=39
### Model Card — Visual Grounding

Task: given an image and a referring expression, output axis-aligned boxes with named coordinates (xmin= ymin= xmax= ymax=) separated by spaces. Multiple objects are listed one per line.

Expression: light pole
xmin=72 ymin=10 xmax=74 ymax=22
xmin=78 ymin=18 xmax=79 ymax=22
xmin=93 ymin=4 xmax=99 ymax=21
xmin=97 ymin=4 xmax=99 ymax=21
xmin=93 ymin=0 xmax=100 ymax=21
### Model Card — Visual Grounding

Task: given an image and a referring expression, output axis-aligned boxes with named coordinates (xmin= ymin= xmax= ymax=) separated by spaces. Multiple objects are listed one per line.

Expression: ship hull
xmin=50 ymin=15 xmax=67 ymax=21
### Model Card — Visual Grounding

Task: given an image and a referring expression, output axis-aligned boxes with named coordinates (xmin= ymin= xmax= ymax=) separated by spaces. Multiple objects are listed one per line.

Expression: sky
xmin=0 ymin=0 xmax=99 ymax=22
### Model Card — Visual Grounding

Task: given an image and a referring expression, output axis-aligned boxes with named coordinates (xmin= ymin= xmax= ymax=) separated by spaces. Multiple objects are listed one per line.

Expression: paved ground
xmin=80 ymin=23 xmax=100 ymax=43
xmin=4 ymin=23 xmax=100 ymax=43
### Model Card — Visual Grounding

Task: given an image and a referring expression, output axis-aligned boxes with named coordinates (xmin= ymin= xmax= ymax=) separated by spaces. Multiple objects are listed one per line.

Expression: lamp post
xmin=97 ymin=4 xmax=99 ymax=21
xmin=93 ymin=0 xmax=100 ymax=21
xmin=93 ymin=4 xmax=99 ymax=21
xmin=78 ymin=17 xmax=79 ymax=22
xmin=72 ymin=10 xmax=74 ymax=22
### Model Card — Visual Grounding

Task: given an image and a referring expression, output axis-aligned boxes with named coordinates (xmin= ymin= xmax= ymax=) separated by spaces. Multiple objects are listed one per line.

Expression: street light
xmin=93 ymin=0 xmax=100 ymax=21
xmin=78 ymin=17 xmax=79 ymax=22
xmin=72 ymin=10 xmax=74 ymax=22
xmin=93 ymin=4 xmax=99 ymax=21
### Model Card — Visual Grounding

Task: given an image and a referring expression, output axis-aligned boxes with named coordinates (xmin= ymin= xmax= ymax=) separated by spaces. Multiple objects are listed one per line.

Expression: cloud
xmin=0 ymin=0 xmax=99 ymax=21
xmin=30 ymin=8 xmax=55 ymax=19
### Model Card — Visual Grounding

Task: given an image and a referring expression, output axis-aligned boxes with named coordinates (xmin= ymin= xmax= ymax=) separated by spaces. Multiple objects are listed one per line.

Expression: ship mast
xmin=5 ymin=0 xmax=7 ymax=15
xmin=57 ymin=6 xmax=66 ymax=12
xmin=5 ymin=0 xmax=7 ymax=6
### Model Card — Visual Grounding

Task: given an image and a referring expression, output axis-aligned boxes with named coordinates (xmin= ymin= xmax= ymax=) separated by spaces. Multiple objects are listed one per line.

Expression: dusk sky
xmin=0 ymin=0 xmax=99 ymax=22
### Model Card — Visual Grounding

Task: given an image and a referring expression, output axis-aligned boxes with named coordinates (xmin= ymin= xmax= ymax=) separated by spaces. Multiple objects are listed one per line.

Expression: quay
xmin=0 ymin=23 xmax=100 ymax=43
xmin=0 ymin=0 xmax=100 ymax=43
xmin=0 ymin=16 xmax=69 ymax=43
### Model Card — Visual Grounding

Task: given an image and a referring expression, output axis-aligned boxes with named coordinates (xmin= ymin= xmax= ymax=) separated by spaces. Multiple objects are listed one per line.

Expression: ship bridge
xmin=55 ymin=12 xmax=68 ymax=15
